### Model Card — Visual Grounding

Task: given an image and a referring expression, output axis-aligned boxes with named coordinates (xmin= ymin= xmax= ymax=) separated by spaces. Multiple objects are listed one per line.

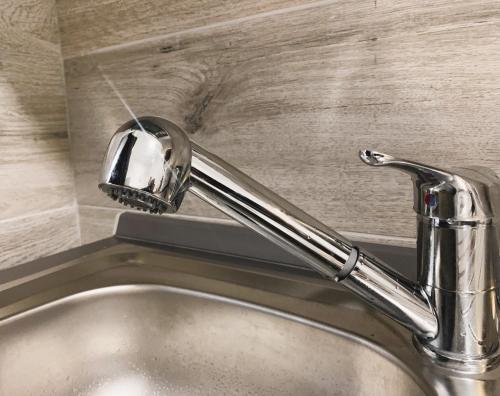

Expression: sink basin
xmin=0 ymin=284 xmax=424 ymax=396
xmin=1 ymin=212 xmax=499 ymax=396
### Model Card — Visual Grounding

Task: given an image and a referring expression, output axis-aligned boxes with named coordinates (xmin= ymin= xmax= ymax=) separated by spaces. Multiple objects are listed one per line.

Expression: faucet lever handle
xmin=359 ymin=149 xmax=500 ymax=223
xmin=359 ymin=150 xmax=452 ymax=184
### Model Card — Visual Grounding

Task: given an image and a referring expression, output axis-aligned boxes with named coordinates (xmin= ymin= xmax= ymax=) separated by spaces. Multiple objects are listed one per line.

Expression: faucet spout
xmin=189 ymin=143 xmax=438 ymax=339
xmin=99 ymin=116 xmax=438 ymax=340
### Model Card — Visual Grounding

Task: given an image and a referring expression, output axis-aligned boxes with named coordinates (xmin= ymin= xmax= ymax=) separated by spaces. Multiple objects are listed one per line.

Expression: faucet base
xmin=413 ymin=336 xmax=500 ymax=374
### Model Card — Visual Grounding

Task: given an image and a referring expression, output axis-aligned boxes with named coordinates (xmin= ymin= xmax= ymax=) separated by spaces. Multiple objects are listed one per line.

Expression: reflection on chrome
xmin=100 ymin=116 xmax=500 ymax=372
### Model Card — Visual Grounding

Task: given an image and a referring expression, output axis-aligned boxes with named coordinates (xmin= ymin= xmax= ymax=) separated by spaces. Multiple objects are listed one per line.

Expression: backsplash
xmin=0 ymin=0 xmax=79 ymax=268
xmin=3 ymin=1 xmax=498 ymax=266
xmin=58 ymin=0 xmax=500 ymax=245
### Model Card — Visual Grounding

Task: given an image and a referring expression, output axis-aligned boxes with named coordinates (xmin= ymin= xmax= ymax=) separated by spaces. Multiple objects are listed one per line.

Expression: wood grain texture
xmin=64 ymin=0 xmax=500 ymax=240
xmin=56 ymin=0 xmax=330 ymax=59
xmin=0 ymin=0 xmax=75 ymax=221
xmin=0 ymin=206 xmax=80 ymax=269
xmin=0 ymin=0 xmax=59 ymax=44
xmin=0 ymin=0 xmax=79 ymax=266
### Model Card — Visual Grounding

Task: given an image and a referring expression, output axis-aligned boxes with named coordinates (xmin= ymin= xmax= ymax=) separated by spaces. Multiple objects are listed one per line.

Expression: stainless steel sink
xmin=0 ymin=284 xmax=423 ymax=396
xmin=1 ymin=215 xmax=499 ymax=395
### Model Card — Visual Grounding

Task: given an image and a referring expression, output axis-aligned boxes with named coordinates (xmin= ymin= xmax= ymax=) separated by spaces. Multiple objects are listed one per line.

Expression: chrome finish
xmin=100 ymin=117 xmax=500 ymax=371
xmin=360 ymin=150 xmax=500 ymax=369
xmin=100 ymin=117 xmax=192 ymax=213
xmin=359 ymin=149 xmax=500 ymax=222
xmin=188 ymin=143 xmax=438 ymax=340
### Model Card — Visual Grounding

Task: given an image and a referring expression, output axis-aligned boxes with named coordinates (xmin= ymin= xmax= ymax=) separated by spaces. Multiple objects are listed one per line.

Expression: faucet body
xmin=416 ymin=176 xmax=500 ymax=367
xmin=100 ymin=117 xmax=500 ymax=372
xmin=418 ymin=219 xmax=500 ymax=366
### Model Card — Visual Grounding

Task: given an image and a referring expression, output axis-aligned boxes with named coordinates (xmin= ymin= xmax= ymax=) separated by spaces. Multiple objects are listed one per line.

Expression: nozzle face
xmin=99 ymin=116 xmax=192 ymax=213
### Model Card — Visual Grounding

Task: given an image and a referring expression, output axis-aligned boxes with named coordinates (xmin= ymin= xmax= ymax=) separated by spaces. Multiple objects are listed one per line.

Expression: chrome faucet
xmin=99 ymin=116 xmax=500 ymax=372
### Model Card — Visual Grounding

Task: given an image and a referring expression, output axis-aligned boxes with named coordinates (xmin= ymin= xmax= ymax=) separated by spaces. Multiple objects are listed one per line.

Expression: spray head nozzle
xmin=99 ymin=116 xmax=192 ymax=214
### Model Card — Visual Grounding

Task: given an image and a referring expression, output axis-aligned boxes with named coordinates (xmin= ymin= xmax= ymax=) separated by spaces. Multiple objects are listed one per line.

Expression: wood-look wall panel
xmin=0 ymin=207 xmax=80 ymax=269
xmin=57 ymin=0 xmax=500 ymax=58
xmin=64 ymin=1 xmax=500 ymax=239
xmin=0 ymin=0 xmax=79 ymax=265
xmin=1 ymin=0 xmax=59 ymax=43
xmin=0 ymin=4 xmax=75 ymax=220
xmin=56 ymin=0 xmax=335 ymax=58
xmin=0 ymin=155 xmax=75 ymax=220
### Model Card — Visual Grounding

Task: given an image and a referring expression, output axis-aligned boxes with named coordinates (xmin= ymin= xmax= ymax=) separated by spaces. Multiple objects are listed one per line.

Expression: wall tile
xmin=64 ymin=1 xmax=500 ymax=240
xmin=0 ymin=0 xmax=79 ymax=266
xmin=0 ymin=206 xmax=80 ymax=269
xmin=56 ymin=0 xmax=332 ymax=58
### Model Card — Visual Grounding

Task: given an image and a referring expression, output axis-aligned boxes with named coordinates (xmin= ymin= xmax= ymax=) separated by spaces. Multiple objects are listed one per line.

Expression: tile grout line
xmin=64 ymin=0 xmax=340 ymax=60
xmin=53 ymin=3 xmax=83 ymax=246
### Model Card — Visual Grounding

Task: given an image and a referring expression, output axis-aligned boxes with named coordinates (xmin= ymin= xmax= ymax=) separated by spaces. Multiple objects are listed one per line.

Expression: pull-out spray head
xmin=99 ymin=116 xmax=192 ymax=214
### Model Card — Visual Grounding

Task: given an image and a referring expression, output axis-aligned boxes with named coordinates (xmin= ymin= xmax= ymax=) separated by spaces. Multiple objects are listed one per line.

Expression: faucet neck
xmin=189 ymin=143 xmax=438 ymax=339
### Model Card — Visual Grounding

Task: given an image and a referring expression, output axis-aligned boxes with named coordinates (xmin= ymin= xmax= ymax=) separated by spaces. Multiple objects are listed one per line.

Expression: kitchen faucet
xmin=99 ymin=116 xmax=500 ymax=372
